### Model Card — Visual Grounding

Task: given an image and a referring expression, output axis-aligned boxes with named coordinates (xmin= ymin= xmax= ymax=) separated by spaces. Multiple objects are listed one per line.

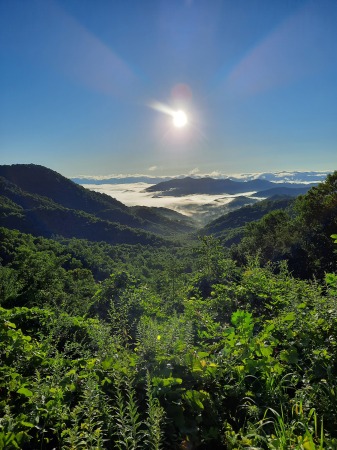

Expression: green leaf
xmin=197 ymin=351 xmax=209 ymax=358
xmin=152 ymin=377 xmax=182 ymax=388
xmin=259 ymin=345 xmax=273 ymax=358
xmin=183 ymin=390 xmax=205 ymax=411
xmin=20 ymin=421 xmax=35 ymax=428
xmin=279 ymin=348 xmax=298 ymax=364
xmin=17 ymin=387 xmax=33 ymax=397
xmin=326 ymin=273 xmax=337 ymax=290
xmin=231 ymin=310 xmax=252 ymax=327
xmin=86 ymin=358 xmax=97 ymax=369
xmin=101 ymin=358 xmax=114 ymax=370
xmin=283 ymin=312 xmax=296 ymax=321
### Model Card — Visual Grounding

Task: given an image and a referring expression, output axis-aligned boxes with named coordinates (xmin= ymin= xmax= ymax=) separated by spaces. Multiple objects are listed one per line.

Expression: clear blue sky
xmin=1 ymin=0 xmax=336 ymax=177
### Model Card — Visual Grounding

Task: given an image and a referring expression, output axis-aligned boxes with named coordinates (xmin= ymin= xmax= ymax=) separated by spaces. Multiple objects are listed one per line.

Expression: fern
xmin=144 ymin=371 xmax=165 ymax=450
xmin=113 ymin=370 xmax=143 ymax=450
xmin=62 ymin=376 xmax=105 ymax=450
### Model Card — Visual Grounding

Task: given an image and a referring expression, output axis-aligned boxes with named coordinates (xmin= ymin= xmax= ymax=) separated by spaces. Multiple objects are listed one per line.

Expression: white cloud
xmin=79 ymin=170 xmax=329 ymax=224
xmin=208 ymin=171 xmax=222 ymax=177
xmin=81 ymin=183 xmax=257 ymax=219
xmin=72 ymin=173 xmax=168 ymax=181
xmin=73 ymin=169 xmax=330 ymax=184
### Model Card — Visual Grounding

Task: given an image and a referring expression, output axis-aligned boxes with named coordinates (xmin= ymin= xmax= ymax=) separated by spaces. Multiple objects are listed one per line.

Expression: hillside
xmin=130 ymin=205 xmax=195 ymax=235
xmin=0 ymin=164 xmax=195 ymax=245
xmin=0 ymin=176 xmax=167 ymax=246
xmin=0 ymin=164 xmax=127 ymax=213
xmin=145 ymin=176 xmax=315 ymax=196
xmin=1 ymin=172 xmax=337 ymax=448
xmin=202 ymin=196 xmax=294 ymax=242
xmin=253 ymin=186 xmax=312 ymax=198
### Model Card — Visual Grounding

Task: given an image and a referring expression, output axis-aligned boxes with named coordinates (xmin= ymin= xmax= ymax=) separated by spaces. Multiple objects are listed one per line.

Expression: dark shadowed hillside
xmin=0 ymin=164 xmax=196 ymax=245
xmin=130 ymin=205 xmax=195 ymax=234
xmin=0 ymin=176 xmax=167 ymax=246
xmin=0 ymin=165 xmax=147 ymax=228
xmin=0 ymin=164 xmax=196 ymax=236
xmin=253 ymin=186 xmax=312 ymax=198
xmin=0 ymin=164 xmax=126 ymax=212
xmin=145 ymin=176 xmax=274 ymax=195
xmin=145 ymin=176 xmax=315 ymax=196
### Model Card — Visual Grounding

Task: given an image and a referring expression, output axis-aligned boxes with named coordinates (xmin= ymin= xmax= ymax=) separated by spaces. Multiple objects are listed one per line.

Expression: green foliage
xmin=144 ymin=371 xmax=165 ymax=450
xmin=0 ymin=266 xmax=22 ymax=306
xmin=202 ymin=196 xmax=294 ymax=240
xmin=1 ymin=174 xmax=337 ymax=448
xmin=230 ymin=171 xmax=337 ymax=279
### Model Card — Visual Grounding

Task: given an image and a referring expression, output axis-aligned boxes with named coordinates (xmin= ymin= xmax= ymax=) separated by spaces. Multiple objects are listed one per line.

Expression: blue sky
xmin=1 ymin=0 xmax=336 ymax=177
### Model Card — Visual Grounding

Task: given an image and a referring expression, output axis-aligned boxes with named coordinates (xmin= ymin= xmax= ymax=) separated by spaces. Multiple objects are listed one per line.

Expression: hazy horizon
xmin=73 ymin=168 xmax=330 ymax=183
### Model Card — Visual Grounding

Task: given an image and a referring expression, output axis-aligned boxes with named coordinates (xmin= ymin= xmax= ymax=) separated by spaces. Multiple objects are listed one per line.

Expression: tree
xmin=293 ymin=171 xmax=337 ymax=277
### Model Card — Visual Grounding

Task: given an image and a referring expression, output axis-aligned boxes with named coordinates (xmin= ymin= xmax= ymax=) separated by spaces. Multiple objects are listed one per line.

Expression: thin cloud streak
xmin=226 ymin=2 xmax=337 ymax=95
xmin=3 ymin=0 xmax=137 ymax=97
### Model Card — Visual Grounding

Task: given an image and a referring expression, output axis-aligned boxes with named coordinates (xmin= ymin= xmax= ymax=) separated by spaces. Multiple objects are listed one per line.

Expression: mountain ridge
xmin=0 ymin=164 xmax=196 ymax=245
xmin=72 ymin=170 xmax=330 ymax=185
xmin=144 ymin=176 xmax=317 ymax=196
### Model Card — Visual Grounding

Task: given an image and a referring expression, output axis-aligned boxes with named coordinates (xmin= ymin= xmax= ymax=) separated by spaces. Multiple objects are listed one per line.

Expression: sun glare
xmin=173 ymin=110 xmax=188 ymax=128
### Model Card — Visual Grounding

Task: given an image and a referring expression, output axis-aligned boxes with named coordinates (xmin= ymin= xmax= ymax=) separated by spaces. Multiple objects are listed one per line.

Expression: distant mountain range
xmin=253 ymin=186 xmax=312 ymax=198
xmin=72 ymin=176 xmax=172 ymax=185
xmin=228 ymin=171 xmax=330 ymax=183
xmin=0 ymin=165 xmax=327 ymax=247
xmin=72 ymin=170 xmax=329 ymax=185
xmin=144 ymin=176 xmax=316 ymax=197
xmin=0 ymin=164 xmax=196 ymax=246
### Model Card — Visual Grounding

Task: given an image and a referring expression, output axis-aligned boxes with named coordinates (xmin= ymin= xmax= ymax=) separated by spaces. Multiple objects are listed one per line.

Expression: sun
xmin=172 ymin=110 xmax=188 ymax=128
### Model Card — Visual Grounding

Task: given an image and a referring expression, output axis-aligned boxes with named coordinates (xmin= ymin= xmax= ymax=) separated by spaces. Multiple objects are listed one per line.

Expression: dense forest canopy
xmin=1 ymin=166 xmax=337 ymax=449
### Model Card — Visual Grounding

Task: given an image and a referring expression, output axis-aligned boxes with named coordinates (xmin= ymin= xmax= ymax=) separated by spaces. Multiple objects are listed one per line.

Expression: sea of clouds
xmin=82 ymin=182 xmax=254 ymax=214
xmin=73 ymin=170 xmax=330 ymax=220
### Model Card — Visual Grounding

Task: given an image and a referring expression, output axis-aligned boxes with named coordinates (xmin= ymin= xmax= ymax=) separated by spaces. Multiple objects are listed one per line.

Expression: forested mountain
xmin=130 ymin=205 xmax=195 ymax=234
xmin=0 ymin=164 xmax=196 ymax=245
xmin=0 ymin=164 xmax=127 ymax=213
xmin=253 ymin=186 xmax=312 ymax=198
xmin=1 ymin=168 xmax=337 ymax=449
xmin=232 ymin=172 xmax=337 ymax=279
xmin=145 ymin=176 xmax=315 ymax=196
xmin=0 ymin=175 xmax=166 ymax=246
xmin=202 ymin=197 xmax=294 ymax=239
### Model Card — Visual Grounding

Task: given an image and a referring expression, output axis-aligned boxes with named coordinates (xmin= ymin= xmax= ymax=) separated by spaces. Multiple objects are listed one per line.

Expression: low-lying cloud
xmin=78 ymin=170 xmax=330 ymax=223
xmin=74 ymin=170 xmax=329 ymax=185
xmin=82 ymin=182 xmax=257 ymax=219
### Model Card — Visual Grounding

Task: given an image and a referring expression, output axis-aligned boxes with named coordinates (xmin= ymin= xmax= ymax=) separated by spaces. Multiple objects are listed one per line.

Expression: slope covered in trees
xmin=0 ymin=164 xmax=196 ymax=245
xmin=232 ymin=172 xmax=337 ymax=279
xmin=202 ymin=197 xmax=294 ymax=240
xmin=144 ymin=176 xmax=314 ymax=196
xmin=1 ymin=170 xmax=337 ymax=449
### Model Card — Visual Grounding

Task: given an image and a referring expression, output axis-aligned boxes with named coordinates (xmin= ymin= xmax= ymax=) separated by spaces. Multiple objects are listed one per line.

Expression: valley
xmin=1 ymin=163 xmax=337 ymax=449
xmin=2 ymin=0 xmax=336 ymax=446
xmin=75 ymin=172 xmax=318 ymax=226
